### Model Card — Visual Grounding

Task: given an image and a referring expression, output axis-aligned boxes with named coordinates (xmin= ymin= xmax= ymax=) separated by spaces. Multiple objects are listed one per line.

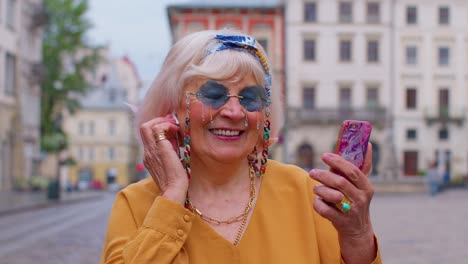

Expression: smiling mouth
xmin=209 ymin=129 xmax=243 ymax=137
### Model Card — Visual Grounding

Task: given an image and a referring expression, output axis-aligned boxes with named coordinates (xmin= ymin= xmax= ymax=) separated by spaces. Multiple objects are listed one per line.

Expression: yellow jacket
xmin=101 ymin=160 xmax=382 ymax=263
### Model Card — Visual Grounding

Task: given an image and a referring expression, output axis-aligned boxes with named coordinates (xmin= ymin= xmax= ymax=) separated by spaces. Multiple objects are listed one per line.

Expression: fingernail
xmin=323 ymin=153 xmax=334 ymax=162
xmin=310 ymin=169 xmax=318 ymax=178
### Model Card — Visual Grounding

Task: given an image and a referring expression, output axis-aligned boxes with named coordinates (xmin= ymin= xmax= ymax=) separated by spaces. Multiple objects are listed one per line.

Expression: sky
xmin=86 ymin=0 xmax=189 ymax=85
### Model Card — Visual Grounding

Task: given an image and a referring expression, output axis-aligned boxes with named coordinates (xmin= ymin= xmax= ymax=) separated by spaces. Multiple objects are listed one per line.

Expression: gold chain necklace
xmin=185 ymin=167 xmax=256 ymax=245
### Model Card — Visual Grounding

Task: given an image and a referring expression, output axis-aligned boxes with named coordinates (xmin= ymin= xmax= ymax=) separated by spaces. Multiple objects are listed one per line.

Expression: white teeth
xmin=211 ymin=129 xmax=240 ymax=136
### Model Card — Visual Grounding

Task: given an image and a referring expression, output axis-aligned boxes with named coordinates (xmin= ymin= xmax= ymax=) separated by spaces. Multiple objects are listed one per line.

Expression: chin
xmin=208 ymin=148 xmax=251 ymax=162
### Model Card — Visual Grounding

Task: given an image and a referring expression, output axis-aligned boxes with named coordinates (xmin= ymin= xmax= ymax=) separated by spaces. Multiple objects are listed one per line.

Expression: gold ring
xmin=154 ymin=131 xmax=167 ymax=143
xmin=336 ymin=195 xmax=352 ymax=212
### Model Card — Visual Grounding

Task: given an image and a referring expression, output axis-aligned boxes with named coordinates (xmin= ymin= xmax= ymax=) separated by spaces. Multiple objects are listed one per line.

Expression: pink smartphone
xmin=332 ymin=120 xmax=372 ymax=174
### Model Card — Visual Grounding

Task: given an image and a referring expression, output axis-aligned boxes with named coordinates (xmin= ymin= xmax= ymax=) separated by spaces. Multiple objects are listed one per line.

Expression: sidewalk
xmin=373 ymin=182 xmax=428 ymax=194
xmin=0 ymin=190 xmax=105 ymax=217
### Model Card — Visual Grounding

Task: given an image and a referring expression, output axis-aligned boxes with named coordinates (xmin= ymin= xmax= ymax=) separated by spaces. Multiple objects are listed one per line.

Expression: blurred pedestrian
xmin=426 ymin=161 xmax=440 ymax=196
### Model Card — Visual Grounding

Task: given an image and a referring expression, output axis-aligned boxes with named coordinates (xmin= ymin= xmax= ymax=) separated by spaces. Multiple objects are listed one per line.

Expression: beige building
xmin=394 ymin=0 xmax=468 ymax=181
xmin=0 ymin=0 xmax=46 ymax=190
xmin=285 ymin=0 xmax=391 ymax=176
xmin=63 ymin=54 xmax=141 ymax=189
xmin=286 ymin=0 xmax=468 ymax=181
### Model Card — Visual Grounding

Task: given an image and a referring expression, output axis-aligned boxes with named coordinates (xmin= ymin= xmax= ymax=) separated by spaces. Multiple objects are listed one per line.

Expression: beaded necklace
xmin=185 ymin=167 xmax=256 ymax=246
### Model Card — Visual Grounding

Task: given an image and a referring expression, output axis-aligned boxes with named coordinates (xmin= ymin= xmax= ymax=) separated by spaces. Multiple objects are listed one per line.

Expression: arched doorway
xmin=296 ymin=143 xmax=314 ymax=171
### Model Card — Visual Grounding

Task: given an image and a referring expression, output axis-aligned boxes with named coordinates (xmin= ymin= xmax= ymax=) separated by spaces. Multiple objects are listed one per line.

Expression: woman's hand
xmin=140 ymin=114 xmax=188 ymax=205
xmin=309 ymin=143 xmax=377 ymax=263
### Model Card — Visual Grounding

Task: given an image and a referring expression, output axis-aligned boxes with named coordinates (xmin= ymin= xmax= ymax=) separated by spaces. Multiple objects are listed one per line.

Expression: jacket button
xmin=177 ymin=229 xmax=184 ymax=237
xmin=183 ymin=215 xmax=190 ymax=222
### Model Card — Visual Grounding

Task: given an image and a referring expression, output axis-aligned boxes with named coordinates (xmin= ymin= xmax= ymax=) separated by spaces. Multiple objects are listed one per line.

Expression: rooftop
xmin=168 ymin=0 xmax=283 ymax=9
xmin=78 ymin=62 xmax=131 ymax=111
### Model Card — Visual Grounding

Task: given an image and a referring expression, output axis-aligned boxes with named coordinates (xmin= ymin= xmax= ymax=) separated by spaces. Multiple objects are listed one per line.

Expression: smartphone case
xmin=333 ymin=120 xmax=372 ymax=170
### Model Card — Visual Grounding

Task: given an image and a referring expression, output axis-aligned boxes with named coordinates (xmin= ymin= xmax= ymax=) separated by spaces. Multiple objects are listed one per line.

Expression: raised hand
xmin=140 ymin=114 xmax=188 ymax=205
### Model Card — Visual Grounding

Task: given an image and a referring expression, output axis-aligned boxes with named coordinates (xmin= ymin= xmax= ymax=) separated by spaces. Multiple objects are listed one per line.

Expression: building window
xmin=108 ymin=147 xmax=115 ymax=161
xmin=438 ymin=47 xmax=450 ymax=66
xmin=439 ymin=6 xmax=450 ymax=25
xmin=109 ymin=89 xmax=117 ymax=102
xmin=404 ymin=151 xmax=418 ymax=175
xmin=406 ymin=46 xmax=418 ymax=65
xmin=88 ymin=148 xmax=94 ymax=161
xmin=406 ymin=6 xmax=417 ymax=25
xmin=406 ymin=88 xmax=417 ymax=109
xmin=79 ymin=122 xmax=84 ymax=136
xmin=439 ymin=88 xmax=449 ymax=116
xmin=339 ymin=39 xmax=352 ymax=62
xmin=303 ymin=87 xmax=316 ymax=109
xmin=366 ymin=2 xmax=380 ymax=23
xmin=101 ymin=74 xmax=108 ymax=84
xmin=339 ymin=86 xmax=352 ymax=109
xmin=109 ymin=119 xmax=116 ymax=136
xmin=304 ymin=2 xmax=317 ymax=22
xmin=186 ymin=22 xmax=205 ymax=33
xmin=304 ymin=39 xmax=316 ymax=61
xmin=78 ymin=147 xmax=84 ymax=161
xmin=89 ymin=121 xmax=95 ymax=136
xmin=6 ymin=0 xmax=16 ymax=30
xmin=366 ymin=86 xmax=379 ymax=108
xmin=406 ymin=129 xmax=417 ymax=140
xmin=5 ymin=53 xmax=17 ymax=96
xmin=338 ymin=1 xmax=352 ymax=23
xmin=367 ymin=40 xmax=379 ymax=63
xmin=257 ymin=38 xmax=268 ymax=54
xmin=220 ymin=23 xmax=239 ymax=30
xmin=439 ymin=128 xmax=449 ymax=140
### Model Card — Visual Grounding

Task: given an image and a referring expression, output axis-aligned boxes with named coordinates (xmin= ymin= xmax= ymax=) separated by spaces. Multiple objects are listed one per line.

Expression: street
xmin=0 ymin=193 xmax=115 ymax=264
xmin=0 ymin=189 xmax=466 ymax=264
xmin=372 ymin=188 xmax=468 ymax=264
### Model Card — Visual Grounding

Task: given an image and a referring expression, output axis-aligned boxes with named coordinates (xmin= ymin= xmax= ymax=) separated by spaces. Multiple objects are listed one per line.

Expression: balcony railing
xmin=423 ymin=107 xmax=466 ymax=126
xmin=287 ymin=106 xmax=387 ymax=127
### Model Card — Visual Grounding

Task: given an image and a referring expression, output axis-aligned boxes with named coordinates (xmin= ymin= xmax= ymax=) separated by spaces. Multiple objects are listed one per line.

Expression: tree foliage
xmin=41 ymin=0 xmax=101 ymax=152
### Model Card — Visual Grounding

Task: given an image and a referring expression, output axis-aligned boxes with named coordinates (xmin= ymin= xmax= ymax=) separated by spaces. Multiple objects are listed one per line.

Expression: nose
xmin=219 ymin=96 xmax=245 ymax=120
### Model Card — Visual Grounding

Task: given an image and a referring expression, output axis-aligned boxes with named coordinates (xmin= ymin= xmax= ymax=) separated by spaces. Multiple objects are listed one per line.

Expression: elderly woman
xmin=100 ymin=30 xmax=382 ymax=264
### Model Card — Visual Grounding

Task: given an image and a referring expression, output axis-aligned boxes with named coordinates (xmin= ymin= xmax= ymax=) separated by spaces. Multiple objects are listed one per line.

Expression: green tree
xmin=41 ymin=0 xmax=101 ymax=153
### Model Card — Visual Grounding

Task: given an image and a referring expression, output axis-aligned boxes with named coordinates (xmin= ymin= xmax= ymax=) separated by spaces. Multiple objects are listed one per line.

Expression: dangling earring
xmin=259 ymin=120 xmax=270 ymax=176
xmin=251 ymin=104 xmax=271 ymax=177
xmin=257 ymin=105 xmax=271 ymax=176
xmin=183 ymin=93 xmax=192 ymax=179
xmin=248 ymin=146 xmax=260 ymax=174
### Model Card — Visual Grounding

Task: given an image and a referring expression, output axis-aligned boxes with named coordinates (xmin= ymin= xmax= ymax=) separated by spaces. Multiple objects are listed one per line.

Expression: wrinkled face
xmin=177 ymin=73 xmax=265 ymax=164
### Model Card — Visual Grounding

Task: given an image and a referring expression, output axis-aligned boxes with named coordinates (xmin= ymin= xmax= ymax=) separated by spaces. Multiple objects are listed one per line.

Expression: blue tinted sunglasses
xmin=188 ymin=80 xmax=267 ymax=112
